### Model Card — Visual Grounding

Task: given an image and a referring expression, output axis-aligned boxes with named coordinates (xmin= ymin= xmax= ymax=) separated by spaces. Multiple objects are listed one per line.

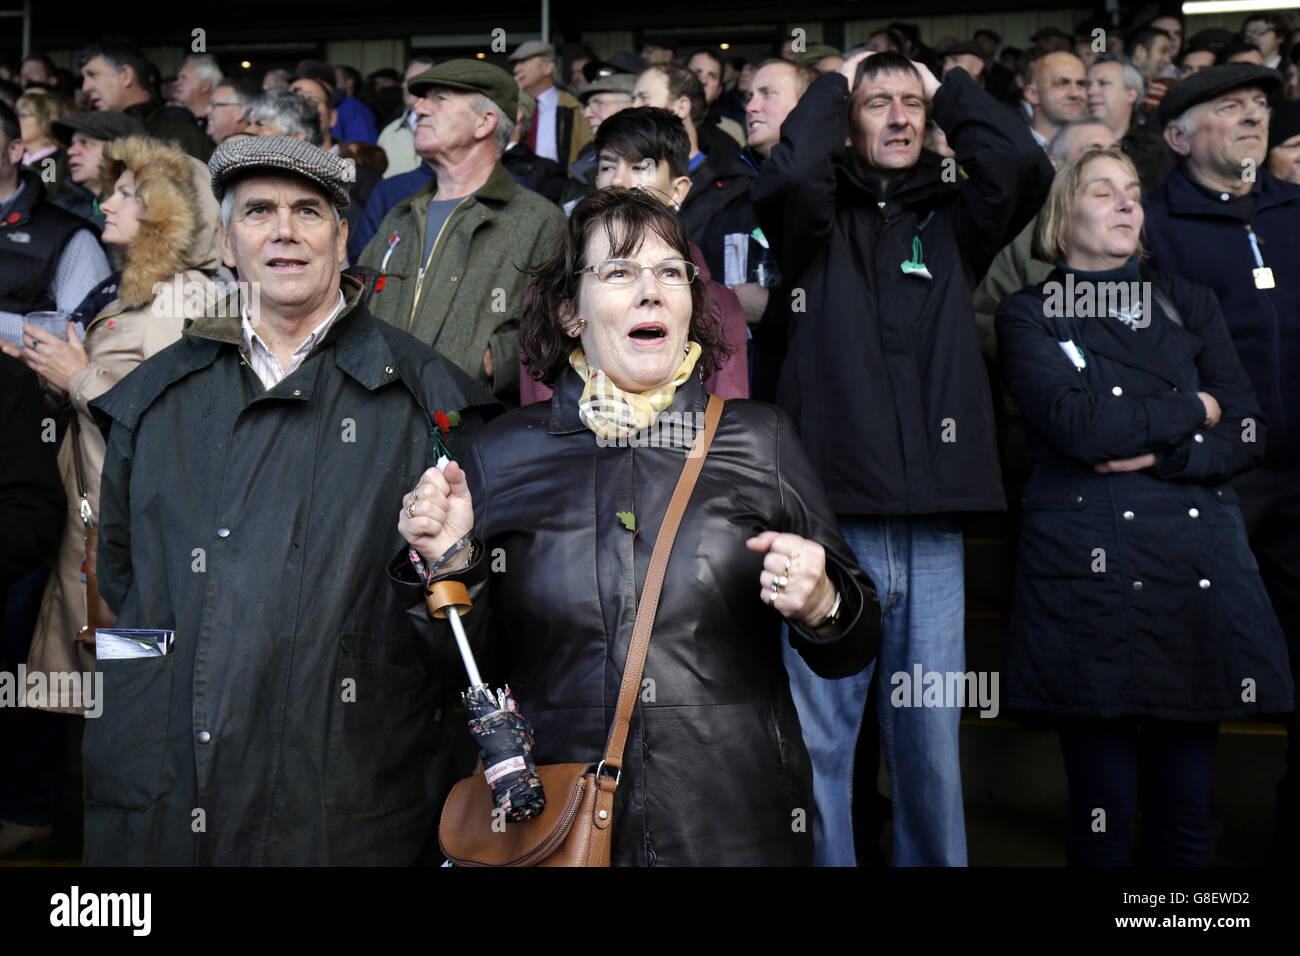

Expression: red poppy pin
xmin=106 ymin=320 xmax=116 ymax=329
xmin=374 ymin=276 xmax=386 ymax=292
xmin=5 ymin=212 xmax=19 ymax=224
xmin=432 ymin=409 xmax=461 ymax=460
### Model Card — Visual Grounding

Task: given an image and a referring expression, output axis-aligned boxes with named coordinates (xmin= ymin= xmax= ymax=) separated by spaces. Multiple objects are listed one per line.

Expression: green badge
xmin=900 ymin=236 xmax=933 ymax=280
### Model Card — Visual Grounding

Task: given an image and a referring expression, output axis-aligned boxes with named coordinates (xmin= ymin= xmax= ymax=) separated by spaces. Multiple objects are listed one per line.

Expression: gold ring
xmin=407 ymin=500 xmax=417 ymax=518
xmin=412 ymin=485 xmax=420 ymax=501
xmin=775 ymin=574 xmax=788 ymax=589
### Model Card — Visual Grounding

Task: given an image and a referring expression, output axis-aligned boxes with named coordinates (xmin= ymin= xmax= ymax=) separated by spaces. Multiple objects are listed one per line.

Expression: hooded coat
xmin=25 ymin=137 xmax=223 ymax=710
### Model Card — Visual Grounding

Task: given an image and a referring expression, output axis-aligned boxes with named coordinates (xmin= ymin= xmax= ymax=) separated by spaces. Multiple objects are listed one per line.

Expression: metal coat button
xmin=292 ymin=388 xmax=302 ymax=396
xmin=1073 ymin=495 xmax=1084 ymax=504
xmin=385 ymin=365 xmax=394 ymax=374
xmin=1194 ymin=433 xmax=1205 ymax=443
xmin=217 ymin=527 xmax=230 ymax=538
xmin=1188 ymin=508 xmax=1199 ymax=518
xmin=1123 ymin=510 xmax=1135 ymax=520
xmin=1132 ymin=581 xmax=1143 ymax=591
xmin=1112 ymin=386 xmax=1123 ymax=396
xmin=1199 ymin=578 xmax=1211 ymax=589
xmin=197 ymin=731 xmax=211 ymax=744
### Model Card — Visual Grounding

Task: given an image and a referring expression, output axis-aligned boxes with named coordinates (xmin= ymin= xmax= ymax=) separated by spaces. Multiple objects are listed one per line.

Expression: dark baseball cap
xmin=407 ymin=59 xmax=518 ymax=119
xmin=1157 ymin=63 xmax=1283 ymax=127
xmin=50 ymin=111 xmax=146 ymax=146
xmin=209 ymin=134 xmax=353 ymax=214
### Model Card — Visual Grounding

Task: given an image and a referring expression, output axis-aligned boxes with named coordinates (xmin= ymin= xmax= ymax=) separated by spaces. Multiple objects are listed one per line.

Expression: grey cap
xmin=209 ymin=135 xmax=352 ymax=213
xmin=509 ymin=40 xmax=556 ymax=62
xmin=50 ymin=110 xmax=146 ymax=147
xmin=576 ymin=73 xmax=636 ymax=104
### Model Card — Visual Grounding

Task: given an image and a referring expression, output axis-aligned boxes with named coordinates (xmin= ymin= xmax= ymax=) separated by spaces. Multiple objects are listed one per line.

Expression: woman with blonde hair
xmin=4 ymin=135 xmax=222 ymax=710
xmin=995 ymin=146 xmax=1293 ymax=865
xmin=16 ymin=91 xmax=73 ymax=169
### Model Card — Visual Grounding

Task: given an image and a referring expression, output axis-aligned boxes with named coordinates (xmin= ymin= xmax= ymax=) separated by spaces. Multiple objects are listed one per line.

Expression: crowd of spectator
xmin=1 ymin=11 xmax=1299 ymax=867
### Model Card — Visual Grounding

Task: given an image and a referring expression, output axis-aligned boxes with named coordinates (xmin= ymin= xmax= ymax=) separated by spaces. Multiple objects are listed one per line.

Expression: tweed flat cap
xmin=51 ymin=110 xmax=146 ymax=146
xmin=408 ymin=59 xmax=518 ymax=119
xmin=576 ymin=73 xmax=637 ymax=104
xmin=1156 ymin=63 xmax=1283 ymax=128
xmin=209 ymin=135 xmax=352 ymax=213
xmin=509 ymin=40 xmax=556 ymax=62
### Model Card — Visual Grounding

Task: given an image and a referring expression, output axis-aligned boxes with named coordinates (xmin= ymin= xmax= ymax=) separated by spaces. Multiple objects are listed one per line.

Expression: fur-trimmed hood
xmin=101 ymin=135 xmax=220 ymax=308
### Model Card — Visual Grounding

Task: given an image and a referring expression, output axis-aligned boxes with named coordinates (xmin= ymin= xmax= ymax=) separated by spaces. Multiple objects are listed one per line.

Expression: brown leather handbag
xmin=71 ymin=415 xmax=117 ymax=647
xmin=437 ymin=394 xmax=724 ymax=867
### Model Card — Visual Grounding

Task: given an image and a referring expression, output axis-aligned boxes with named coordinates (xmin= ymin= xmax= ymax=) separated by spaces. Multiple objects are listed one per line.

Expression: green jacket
xmin=354 ymin=161 xmax=565 ymax=405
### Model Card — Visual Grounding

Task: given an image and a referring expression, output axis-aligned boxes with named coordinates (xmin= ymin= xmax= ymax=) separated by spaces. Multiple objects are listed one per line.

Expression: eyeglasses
xmin=1242 ymin=26 xmax=1274 ymax=38
xmin=576 ymin=258 xmax=699 ymax=286
xmin=209 ymin=101 xmax=243 ymax=109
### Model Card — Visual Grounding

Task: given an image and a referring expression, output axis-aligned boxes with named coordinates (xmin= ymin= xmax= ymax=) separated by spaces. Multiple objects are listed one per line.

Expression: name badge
xmin=1253 ymin=267 xmax=1275 ymax=290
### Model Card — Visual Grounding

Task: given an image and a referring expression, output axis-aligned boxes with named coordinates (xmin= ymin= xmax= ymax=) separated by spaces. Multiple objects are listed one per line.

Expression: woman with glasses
xmin=393 ymin=187 xmax=880 ymax=865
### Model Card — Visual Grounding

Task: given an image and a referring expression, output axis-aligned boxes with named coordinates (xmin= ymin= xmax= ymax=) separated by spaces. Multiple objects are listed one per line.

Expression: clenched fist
xmin=398 ymin=460 xmax=476 ymax=568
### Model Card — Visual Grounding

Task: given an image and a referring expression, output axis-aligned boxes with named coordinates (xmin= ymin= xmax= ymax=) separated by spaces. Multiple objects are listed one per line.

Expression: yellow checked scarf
xmin=569 ymin=343 xmax=702 ymax=441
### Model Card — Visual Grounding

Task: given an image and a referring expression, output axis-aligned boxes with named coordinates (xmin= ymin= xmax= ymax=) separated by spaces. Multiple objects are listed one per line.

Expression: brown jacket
xmin=26 ymin=139 xmax=221 ymax=711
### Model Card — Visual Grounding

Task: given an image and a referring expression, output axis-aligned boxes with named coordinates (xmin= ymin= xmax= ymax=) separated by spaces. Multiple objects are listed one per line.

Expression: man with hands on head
xmin=753 ymin=46 xmax=1052 ymax=866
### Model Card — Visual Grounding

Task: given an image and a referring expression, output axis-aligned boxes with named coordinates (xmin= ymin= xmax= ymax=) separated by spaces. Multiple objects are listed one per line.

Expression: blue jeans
xmin=782 ymin=514 xmax=967 ymax=866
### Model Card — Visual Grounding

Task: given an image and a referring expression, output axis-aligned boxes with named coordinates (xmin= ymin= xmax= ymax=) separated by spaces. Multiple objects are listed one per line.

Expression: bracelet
xmin=409 ymin=533 xmax=474 ymax=585
xmin=809 ymin=591 xmax=842 ymax=630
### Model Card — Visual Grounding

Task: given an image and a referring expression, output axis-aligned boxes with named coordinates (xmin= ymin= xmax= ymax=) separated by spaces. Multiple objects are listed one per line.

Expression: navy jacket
xmin=1143 ymin=165 xmax=1300 ymax=468
xmin=996 ymin=266 xmax=1293 ymax=719
xmin=753 ymin=68 xmax=1053 ymax=515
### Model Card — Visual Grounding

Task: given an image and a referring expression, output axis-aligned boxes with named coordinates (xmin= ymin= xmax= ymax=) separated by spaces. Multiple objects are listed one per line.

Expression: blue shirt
xmin=331 ymin=95 xmax=379 ymax=145
xmin=349 ymin=163 xmax=437 ymax=263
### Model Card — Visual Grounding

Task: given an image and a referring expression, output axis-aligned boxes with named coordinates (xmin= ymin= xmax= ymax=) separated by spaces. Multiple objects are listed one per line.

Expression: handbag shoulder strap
xmin=600 ymin=393 xmax=724 ymax=776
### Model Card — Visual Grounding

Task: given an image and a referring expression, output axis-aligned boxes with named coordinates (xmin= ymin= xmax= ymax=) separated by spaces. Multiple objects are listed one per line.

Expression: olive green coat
xmin=354 ymin=161 xmax=564 ymax=406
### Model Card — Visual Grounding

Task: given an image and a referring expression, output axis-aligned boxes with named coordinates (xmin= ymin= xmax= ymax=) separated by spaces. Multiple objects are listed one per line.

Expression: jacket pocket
xmin=324 ymin=632 xmax=440 ymax=814
xmin=82 ymin=653 xmax=176 ymax=810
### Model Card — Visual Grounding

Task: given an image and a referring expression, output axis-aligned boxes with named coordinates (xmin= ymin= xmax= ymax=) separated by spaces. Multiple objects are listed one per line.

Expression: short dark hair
xmin=974 ymin=29 xmax=1001 ymax=46
xmin=1130 ymin=26 xmax=1173 ymax=54
xmin=687 ymin=49 xmax=724 ymax=75
xmin=0 ymin=100 xmax=19 ymax=145
xmin=76 ymin=36 xmax=158 ymax=94
xmin=1222 ymin=38 xmax=1266 ymax=61
xmin=867 ymin=28 xmax=905 ymax=52
xmin=336 ymin=65 xmax=362 ymax=89
xmin=1242 ymin=13 xmax=1291 ymax=36
xmin=595 ymin=107 xmax=690 ymax=178
xmin=648 ymin=63 xmax=707 ymax=127
xmin=855 ymin=50 xmax=922 ymax=91
xmin=889 ymin=22 xmax=922 ymax=48
xmin=520 ymin=188 xmax=726 ymax=388
xmin=20 ymin=52 xmax=57 ymax=76
xmin=215 ymin=74 xmax=261 ymax=104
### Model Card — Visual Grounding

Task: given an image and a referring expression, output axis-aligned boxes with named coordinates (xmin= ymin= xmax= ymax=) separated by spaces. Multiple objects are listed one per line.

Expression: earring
xmin=683 ymin=344 xmax=690 ymax=355
xmin=565 ymin=317 xmax=586 ymax=337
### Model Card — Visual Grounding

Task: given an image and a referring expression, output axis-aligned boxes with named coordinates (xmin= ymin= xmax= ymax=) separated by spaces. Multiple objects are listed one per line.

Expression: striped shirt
xmin=239 ymin=290 xmax=346 ymax=390
xmin=0 ymin=180 xmax=111 ymax=345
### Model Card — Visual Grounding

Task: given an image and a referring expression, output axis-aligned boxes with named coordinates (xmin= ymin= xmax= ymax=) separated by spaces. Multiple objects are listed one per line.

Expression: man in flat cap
xmin=355 ymin=60 xmax=565 ymax=405
xmin=48 ymin=110 xmax=146 ymax=229
xmin=569 ymin=72 xmax=635 ymax=187
xmin=1143 ymin=63 xmax=1300 ymax=858
xmin=83 ymin=135 xmax=496 ymax=865
xmin=510 ymin=40 xmax=591 ymax=173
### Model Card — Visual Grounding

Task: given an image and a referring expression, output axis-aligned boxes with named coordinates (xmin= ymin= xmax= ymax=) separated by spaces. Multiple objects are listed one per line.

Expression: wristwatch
xmin=809 ymin=591 xmax=843 ymax=630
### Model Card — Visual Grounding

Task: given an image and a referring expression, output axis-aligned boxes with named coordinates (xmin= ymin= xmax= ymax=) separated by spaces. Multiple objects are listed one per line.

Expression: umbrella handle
xmin=424 ymin=581 xmax=485 ymax=690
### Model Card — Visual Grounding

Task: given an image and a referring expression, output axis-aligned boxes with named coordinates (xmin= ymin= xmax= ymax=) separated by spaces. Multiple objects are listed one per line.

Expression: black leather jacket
xmin=395 ymin=366 xmax=881 ymax=865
